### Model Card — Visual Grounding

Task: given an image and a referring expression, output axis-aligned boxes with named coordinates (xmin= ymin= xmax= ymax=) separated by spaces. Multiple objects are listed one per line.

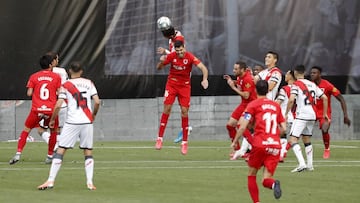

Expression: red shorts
xmin=231 ymin=103 xmax=247 ymax=120
xmin=163 ymin=79 xmax=191 ymax=107
xmin=247 ymin=146 xmax=280 ymax=175
xmin=24 ymin=110 xmax=59 ymax=129
xmin=317 ymin=117 xmax=331 ymax=129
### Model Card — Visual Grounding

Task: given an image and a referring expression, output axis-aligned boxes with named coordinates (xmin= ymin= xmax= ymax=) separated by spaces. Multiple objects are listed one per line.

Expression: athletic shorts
xmin=290 ymin=119 xmax=315 ymax=137
xmin=231 ymin=104 xmax=247 ymax=120
xmin=163 ymin=79 xmax=191 ymax=107
xmin=248 ymin=146 xmax=280 ymax=175
xmin=25 ymin=110 xmax=58 ymax=129
xmin=59 ymin=123 xmax=93 ymax=149
xmin=317 ymin=117 xmax=331 ymax=130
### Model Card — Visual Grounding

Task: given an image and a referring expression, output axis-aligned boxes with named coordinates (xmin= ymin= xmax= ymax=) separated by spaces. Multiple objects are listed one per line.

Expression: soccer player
xmin=157 ymin=17 xmax=185 ymax=55
xmin=37 ymin=52 xmax=68 ymax=162
xmin=310 ymin=66 xmax=351 ymax=159
xmin=37 ymin=62 xmax=100 ymax=190
xmin=9 ymin=54 xmax=61 ymax=165
xmin=231 ymin=80 xmax=286 ymax=203
xmin=252 ymin=64 xmax=264 ymax=77
xmin=155 ymin=40 xmax=208 ymax=155
xmin=254 ymin=51 xmax=282 ymax=100
xmin=223 ymin=61 xmax=256 ymax=160
xmin=286 ymin=65 xmax=328 ymax=172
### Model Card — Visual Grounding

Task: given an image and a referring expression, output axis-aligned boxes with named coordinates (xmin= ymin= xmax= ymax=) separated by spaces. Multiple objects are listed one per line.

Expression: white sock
xmin=85 ymin=157 xmax=94 ymax=185
xmin=239 ymin=138 xmax=250 ymax=155
xmin=280 ymin=138 xmax=288 ymax=158
xmin=41 ymin=131 xmax=50 ymax=144
xmin=305 ymin=144 xmax=313 ymax=167
xmin=292 ymin=143 xmax=306 ymax=166
xmin=48 ymin=158 xmax=62 ymax=182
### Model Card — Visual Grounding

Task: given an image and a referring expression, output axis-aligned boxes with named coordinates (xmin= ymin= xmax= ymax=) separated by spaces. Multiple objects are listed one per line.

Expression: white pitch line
xmin=1 ymin=164 xmax=360 ymax=171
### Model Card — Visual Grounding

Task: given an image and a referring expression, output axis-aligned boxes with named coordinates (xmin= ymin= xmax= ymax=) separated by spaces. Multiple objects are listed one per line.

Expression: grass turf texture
xmin=0 ymin=140 xmax=359 ymax=203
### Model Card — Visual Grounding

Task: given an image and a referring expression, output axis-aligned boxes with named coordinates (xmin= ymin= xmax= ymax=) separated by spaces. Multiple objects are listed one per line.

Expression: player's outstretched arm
xmin=335 ymin=94 xmax=351 ymax=126
xmin=197 ymin=62 xmax=208 ymax=89
xmin=92 ymin=95 xmax=100 ymax=121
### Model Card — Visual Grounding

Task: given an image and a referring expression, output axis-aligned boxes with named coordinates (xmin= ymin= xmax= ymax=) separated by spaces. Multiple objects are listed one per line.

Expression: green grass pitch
xmin=0 ymin=140 xmax=359 ymax=203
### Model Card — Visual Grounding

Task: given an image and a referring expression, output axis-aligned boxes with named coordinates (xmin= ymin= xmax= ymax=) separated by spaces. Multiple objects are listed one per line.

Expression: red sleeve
xmin=188 ymin=52 xmax=201 ymax=66
xmin=26 ymin=74 xmax=35 ymax=88
xmin=163 ymin=52 xmax=175 ymax=65
xmin=327 ymin=81 xmax=341 ymax=97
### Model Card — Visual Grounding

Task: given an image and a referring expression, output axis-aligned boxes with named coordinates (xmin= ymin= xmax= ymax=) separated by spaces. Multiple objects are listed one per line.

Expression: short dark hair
xmin=174 ymin=40 xmax=184 ymax=48
xmin=69 ymin=61 xmax=83 ymax=73
xmin=45 ymin=51 xmax=58 ymax=61
xmin=289 ymin=70 xmax=295 ymax=79
xmin=39 ymin=54 xmax=54 ymax=69
xmin=294 ymin=64 xmax=306 ymax=74
xmin=267 ymin=51 xmax=279 ymax=62
xmin=161 ymin=26 xmax=175 ymax=38
xmin=235 ymin=61 xmax=247 ymax=70
xmin=256 ymin=80 xmax=269 ymax=96
xmin=311 ymin=66 xmax=322 ymax=73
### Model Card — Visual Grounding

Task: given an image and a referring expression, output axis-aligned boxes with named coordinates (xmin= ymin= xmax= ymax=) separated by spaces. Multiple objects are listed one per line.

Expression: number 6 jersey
xmin=27 ymin=70 xmax=61 ymax=113
xmin=59 ymin=78 xmax=98 ymax=124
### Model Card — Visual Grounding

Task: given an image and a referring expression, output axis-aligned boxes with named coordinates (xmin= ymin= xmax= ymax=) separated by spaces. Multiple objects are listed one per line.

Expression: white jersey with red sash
xmin=277 ymin=85 xmax=295 ymax=122
xmin=59 ymin=78 xmax=98 ymax=124
xmin=291 ymin=79 xmax=323 ymax=121
xmin=258 ymin=67 xmax=282 ymax=100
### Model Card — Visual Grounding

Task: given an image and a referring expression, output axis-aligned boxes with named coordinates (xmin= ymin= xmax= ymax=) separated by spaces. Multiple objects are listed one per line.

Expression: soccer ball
xmin=157 ymin=16 xmax=172 ymax=31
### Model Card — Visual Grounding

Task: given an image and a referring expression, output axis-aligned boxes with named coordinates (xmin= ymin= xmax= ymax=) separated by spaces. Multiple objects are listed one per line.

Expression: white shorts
xmin=289 ymin=119 xmax=315 ymax=138
xmin=59 ymin=123 xmax=93 ymax=149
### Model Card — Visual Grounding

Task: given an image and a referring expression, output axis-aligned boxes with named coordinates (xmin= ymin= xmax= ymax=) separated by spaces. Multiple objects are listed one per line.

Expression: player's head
xmin=256 ymin=80 xmax=269 ymax=96
xmin=69 ymin=61 xmax=83 ymax=78
xmin=253 ymin=64 xmax=264 ymax=76
xmin=285 ymin=70 xmax=296 ymax=83
xmin=233 ymin=61 xmax=247 ymax=77
xmin=294 ymin=64 xmax=306 ymax=79
xmin=161 ymin=26 xmax=176 ymax=39
xmin=174 ymin=40 xmax=185 ymax=58
xmin=39 ymin=54 xmax=55 ymax=70
xmin=265 ymin=51 xmax=279 ymax=68
xmin=310 ymin=66 xmax=322 ymax=81
xmin=45 ymin=51 xmax=59 ymax=67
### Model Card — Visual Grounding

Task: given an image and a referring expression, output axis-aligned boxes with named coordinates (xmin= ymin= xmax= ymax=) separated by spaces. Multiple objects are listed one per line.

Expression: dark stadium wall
xmin=0 ymin=0 xmax=359 ymax=99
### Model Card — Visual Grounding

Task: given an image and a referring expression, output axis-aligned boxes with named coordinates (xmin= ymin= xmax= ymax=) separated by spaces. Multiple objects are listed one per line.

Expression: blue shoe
xmin=174 ymin=131 xmax=183 ymax=143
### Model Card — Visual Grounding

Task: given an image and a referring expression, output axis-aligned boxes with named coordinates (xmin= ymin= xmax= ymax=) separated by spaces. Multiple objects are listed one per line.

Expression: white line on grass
xmin=1 ymin=164 xmax=360 ymax=171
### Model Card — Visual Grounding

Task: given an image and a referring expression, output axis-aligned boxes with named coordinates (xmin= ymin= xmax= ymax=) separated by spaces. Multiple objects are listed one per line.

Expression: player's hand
xmin=230 ymin=142 xmax=237 ymax=150
xmin=157 ymin=47 xmax=166 ymax=55
xmin=223 ymin=75 xmax=231 ymax=80
xmin=159 ymin=55 xmax=166 ymax=62
xmin=201 ymin=79 xmax=209 ymax=89
xmin=49 ymin=120 xmax=55 ymax=129
xmin=344 ymin=116 xmax=351 ymax=126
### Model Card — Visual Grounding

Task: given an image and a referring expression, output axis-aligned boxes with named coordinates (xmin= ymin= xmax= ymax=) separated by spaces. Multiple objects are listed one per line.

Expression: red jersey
xmin=163 ymin=51 xmax=201 ymax=83
xmin=26 ymin=70 xmax=61 ymax=113
xmin=315 ymin=79 xmax=340 ymax=118
xmin=237 ymin=70 xmax=256 ymax=105
xmin=243 ymin=98 xmax=285 ymax=149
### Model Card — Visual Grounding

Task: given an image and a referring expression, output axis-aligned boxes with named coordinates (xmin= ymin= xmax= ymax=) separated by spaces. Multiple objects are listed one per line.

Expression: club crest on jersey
xmin=183 ymin=59 xmax=188 ymax=64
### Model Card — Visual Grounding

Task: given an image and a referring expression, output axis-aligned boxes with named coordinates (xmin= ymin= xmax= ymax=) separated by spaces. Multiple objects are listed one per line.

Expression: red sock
xmin=323 ymin=132 xmax=330 ymax=149
xmin=262 ymin=178 xmax=275 ymax=189
xmin=226 ymin=125 xmax=240 ymax=150
xmin=182 ymin=116 xmax=189 ymax=141
xmin=248 ymin=175 xmax=259 ymax=203
xmin=17 ymin=131 xmax=29 ymax=153
xmin=286 ymin=142 xmax=291 ymax=150
xmin=158 ymin=113 xmax=169 ymax=137
xmin=48 ymin=131 xmax=57 ymax=156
